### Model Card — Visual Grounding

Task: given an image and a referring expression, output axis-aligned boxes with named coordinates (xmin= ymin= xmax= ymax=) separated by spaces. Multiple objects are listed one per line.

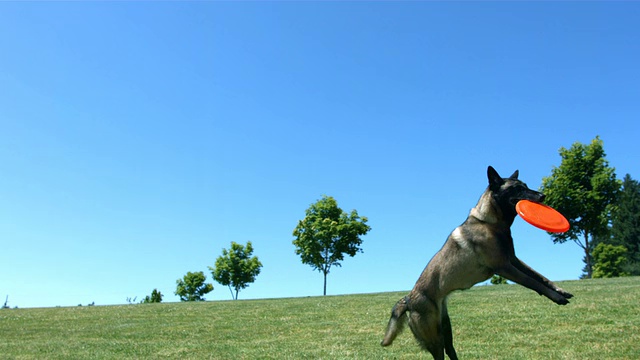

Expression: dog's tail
xmin=381 ymin=295 xmax=410 ymax=347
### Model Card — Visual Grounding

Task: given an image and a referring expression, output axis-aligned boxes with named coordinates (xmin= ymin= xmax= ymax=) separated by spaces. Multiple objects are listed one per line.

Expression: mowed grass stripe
xmin=1 ymin=277 xmax=638 ymax=359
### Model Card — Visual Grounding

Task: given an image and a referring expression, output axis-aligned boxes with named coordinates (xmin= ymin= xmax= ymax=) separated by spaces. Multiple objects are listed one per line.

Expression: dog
xmin=381 ymin=166 xmax=573 ymax=360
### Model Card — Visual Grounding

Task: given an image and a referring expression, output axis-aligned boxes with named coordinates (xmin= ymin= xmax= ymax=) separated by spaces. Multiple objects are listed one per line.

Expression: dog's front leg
xmin=511 ymin=257 xmax=573 ymax=299
xmin=495 ymin=265 xmax=569 ymax=305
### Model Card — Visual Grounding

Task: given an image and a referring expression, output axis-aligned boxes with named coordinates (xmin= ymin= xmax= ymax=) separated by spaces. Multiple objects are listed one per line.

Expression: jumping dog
xmin=381 ymin=166 xmax=573 ymax=360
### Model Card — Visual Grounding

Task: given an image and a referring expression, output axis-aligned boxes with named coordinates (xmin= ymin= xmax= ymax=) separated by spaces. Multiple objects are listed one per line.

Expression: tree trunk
xmin=323 ymin=249 xmax=330 ymax=296
xmin=228 ymin=285 xmax=235 ymax=300
xmin=585 ymin=231 xmax=593 ymax=278
xmin=323 ymin=270 xmax=327 ymax=296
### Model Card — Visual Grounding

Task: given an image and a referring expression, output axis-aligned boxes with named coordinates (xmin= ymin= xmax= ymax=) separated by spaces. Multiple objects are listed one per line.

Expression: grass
xmin=1 ymin=277 xmax=639 ymax=359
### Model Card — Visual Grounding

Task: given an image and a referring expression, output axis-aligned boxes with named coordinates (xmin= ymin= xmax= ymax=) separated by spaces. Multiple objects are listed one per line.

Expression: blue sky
xmin=1 ymin=2 xmax=638 ymax=308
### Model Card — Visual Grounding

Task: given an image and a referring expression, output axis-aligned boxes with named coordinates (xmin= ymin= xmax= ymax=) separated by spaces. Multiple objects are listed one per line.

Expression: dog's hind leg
xmin=381 ymin=296 xmax=409 ymax=346
xmin=408 ymin=299 xmax=445 ymax=360
xmin=442 ymin=300 xmax=458 ymax=360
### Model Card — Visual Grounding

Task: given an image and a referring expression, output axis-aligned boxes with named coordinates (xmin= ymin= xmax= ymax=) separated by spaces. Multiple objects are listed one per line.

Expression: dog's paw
xmin=546 ymin=290 xmax=570 ymax=305
xmin=557 ymin=288 xmax=574 ymax=299
xmin=552 ymin=293 xmax=570 ymax=305
xmin=554 ymin=298 xmax=569 ymax=305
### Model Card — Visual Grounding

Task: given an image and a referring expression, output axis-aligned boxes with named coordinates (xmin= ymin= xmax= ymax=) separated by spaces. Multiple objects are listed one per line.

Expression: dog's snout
xmin=539 ymin=194 xmax=546 ymax=202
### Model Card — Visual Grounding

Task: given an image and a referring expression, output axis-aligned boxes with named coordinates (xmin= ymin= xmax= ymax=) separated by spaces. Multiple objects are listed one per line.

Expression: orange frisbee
xmin=516 ymin=200 xmax=570 ymax=233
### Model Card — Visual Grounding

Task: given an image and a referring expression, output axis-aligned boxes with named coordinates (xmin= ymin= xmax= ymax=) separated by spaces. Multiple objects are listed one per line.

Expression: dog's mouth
xmin=511 ymin=195 xmax=545 ymax=206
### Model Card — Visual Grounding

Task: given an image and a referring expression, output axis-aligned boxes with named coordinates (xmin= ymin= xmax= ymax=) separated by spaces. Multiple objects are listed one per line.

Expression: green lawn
xmin=1 ymin=277 xmax=639 ymax=359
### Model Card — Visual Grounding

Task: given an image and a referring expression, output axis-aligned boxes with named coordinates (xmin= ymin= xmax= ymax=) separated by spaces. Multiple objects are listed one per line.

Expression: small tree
xmin=540 ymin=137 xmax=621 ymax=278
xmin=490 ymin=275 xmax=508 ymax=285
xmin=592 ymin=243 xmax=630 ymax=278
xmin=209 ymin=241 xmax=263 ymax=300
xmin=175 ymin=271 xmax=214 ymax=301
xmin=292 ymin=195 xmax=371 ymax=296
xmin=141 ymin=289 xmax=163 ymax=303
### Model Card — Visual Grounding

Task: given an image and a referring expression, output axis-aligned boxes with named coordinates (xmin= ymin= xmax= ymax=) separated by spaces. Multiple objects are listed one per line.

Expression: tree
xmin=490 ymin=275 xmax=508 ymax=285
xmin=610 ymin=174 xmax=640 ymax=275
xmin=292 ymin=195 xmax=371 ymax=296
xmin=592 ymin=243 xmax=629 ymax=278
xmin=540 ymin=137 xmax=621 ymax=278
xmin=209 ymin=241 xmax=263 ymax=300
xmin=141 ymin=289 xmax=163 ymax=303
xmin=175 ymin=271 xmax=214 ymax=301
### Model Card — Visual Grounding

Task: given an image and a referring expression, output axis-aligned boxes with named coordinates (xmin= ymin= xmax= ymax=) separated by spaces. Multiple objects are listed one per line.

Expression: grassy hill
xmin=1 ymin=277 xmax=638 ymax=359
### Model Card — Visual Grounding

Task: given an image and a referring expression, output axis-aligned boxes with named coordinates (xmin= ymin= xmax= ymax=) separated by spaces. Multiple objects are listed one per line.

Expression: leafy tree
xmin=141 ymin=289 xmax=163 ymax=303
xmin=592 ymin=243 xmax=629 ymax=278
xmin=490 ymin=275 xmax=508 ymax=285
xmin=540 ymin=137 xmax=621 ymax=278
xmin=209 ymin=241 xmax=263 ymax=300
xmin=292 ymin=195 xmax=371 ymax=296
xmin=610 ymin=174 xmax=640 ymax=275
xmin=175 ymin=271 xmax=214 ymax=301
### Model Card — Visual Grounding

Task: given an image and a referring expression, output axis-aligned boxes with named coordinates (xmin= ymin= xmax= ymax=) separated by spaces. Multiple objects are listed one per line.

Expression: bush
xmin=141 ymin=289 xmax=163 ymax=304
xmin=592 ymin=243 xmax=630 ymax=278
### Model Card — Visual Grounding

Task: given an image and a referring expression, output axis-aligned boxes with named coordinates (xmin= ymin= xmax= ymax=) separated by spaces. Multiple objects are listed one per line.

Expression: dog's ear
xmin=509 ymin=170 xmax=519 ymax=180
xmin=487 ymin=166 xmax=504 ymax=190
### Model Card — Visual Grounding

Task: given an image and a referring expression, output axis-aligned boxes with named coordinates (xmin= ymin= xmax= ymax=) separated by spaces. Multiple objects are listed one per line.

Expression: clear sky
xmin=1 ymin=2 xmax=638 ymax=308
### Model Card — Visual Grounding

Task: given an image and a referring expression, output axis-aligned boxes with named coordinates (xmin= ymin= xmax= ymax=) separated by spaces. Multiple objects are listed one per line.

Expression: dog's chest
xmin=441 ymin=227 xmax=494 ymax=289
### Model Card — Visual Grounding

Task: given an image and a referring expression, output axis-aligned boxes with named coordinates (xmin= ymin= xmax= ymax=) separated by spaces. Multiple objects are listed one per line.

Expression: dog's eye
xmin=514 ymin=182 xmax=528 ymax=190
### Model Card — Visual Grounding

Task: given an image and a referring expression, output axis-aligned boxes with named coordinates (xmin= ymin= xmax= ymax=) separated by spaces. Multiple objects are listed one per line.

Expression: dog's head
xmin=487 ymin=166 xmax=545 ymax=210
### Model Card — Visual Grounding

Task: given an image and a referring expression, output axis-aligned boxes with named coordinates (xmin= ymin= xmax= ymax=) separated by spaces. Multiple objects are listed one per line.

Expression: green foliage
xmin=174 ymin=271 xmax=213 ymax=302
xmin=490 ymin=275 xmax=508 ymax=285
xmin=540 ymin=136 xmax=621 ymax=278
xmin=292 ymin=195 xmax=371 ymax=295
xmin=209 ymin=241 xmax=263 ymax=300
xmin=2 ymin=278 xmax=639 ymax=359
xmin=610 ymin=174 xmax=640 ymax=275
xmin=141 ymin=289 xmax=163 ymax=304
xmin=592 ymin=243 xmax=630 ymax=278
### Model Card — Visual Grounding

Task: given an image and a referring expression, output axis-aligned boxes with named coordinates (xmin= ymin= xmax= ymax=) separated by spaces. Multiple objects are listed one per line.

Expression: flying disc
xmin=516 ymin=200 xmax=570 ymax=233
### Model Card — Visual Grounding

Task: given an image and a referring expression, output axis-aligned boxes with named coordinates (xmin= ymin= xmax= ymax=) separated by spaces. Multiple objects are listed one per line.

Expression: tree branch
xmin=573 ymin=238 xmax=587 ymax=251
